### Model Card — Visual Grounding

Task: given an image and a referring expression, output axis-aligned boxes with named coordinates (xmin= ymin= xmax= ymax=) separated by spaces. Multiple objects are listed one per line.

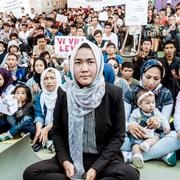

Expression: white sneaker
xmin=140 ymin=141 xmax=150 ymax=152
xmin=122 ymin=151 xmax=132 ymax=163
xmin=132 ymin=154 xmax=144 ymax=168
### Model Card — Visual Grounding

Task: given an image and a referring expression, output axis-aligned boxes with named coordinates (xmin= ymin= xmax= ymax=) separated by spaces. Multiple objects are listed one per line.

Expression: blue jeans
xmin=121 ymin=131 xmax=180 ymax=161
xmin=0 ymin=118 xmax=10 ymax=133
xmin=6 ymin=115 xmax=34 ymax=136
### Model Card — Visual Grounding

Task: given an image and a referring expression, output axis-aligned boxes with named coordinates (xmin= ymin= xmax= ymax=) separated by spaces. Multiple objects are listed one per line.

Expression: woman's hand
xmin=39 ymin=126 xmax=49 ymax=146
xmin=32 ymin=84 xmax=40 ymax=94
xmin=147 ymin=116 xmax=161 ymax=129
xmin=32 ymin=122 xmax=43 ymax=145
xmin=86 ymin=168 xmax=97 ymax=180
xmin=62 ymin=161 xmax=74 ymax=178
xmin=164 ymin=128 xmax=170 ymax=135
xmin=128 ymin=123 xmax=146 ymax=139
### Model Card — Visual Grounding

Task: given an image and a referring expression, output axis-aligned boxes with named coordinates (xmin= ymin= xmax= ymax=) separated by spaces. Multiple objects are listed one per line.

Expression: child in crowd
xmin=129 ymin=89 xmax=171 ymax=168
xmin=0 ymin=84 xmax=34 ymax=141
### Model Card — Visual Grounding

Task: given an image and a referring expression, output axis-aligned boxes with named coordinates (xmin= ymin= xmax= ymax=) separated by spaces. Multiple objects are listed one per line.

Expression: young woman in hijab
xmin=26 ymin=57 xmax=47 ymax=101
xmin=30 ymin=67 xmax=62 ymax=152
xmin=122 ymin=59 xmax=179 ymax=167
xmin=0 ymin=68 xmax=14 ymax=133
xmin=23 ymin=40 xmax=139 ymax=180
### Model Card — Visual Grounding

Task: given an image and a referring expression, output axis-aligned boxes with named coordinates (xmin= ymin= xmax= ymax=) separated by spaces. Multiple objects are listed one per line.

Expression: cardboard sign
xmin=55 ymin=36 xmax=86 ymax=58
xmin=0 ymin=95 xmax=18 ymax=115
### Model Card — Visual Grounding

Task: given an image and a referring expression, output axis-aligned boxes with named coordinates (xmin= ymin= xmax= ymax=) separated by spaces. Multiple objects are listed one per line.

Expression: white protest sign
xmin=0 ymin=95 xmax=18 ymax=115
xmin=125 ymin=0 xmax=148 ymax=26
xmin=0 ymin=0 xmax=31 ymax=18
xmin=55 ymin=36 xmax=86 ymax=58
xmin=56 ymin=14 xmax=68 ymax=23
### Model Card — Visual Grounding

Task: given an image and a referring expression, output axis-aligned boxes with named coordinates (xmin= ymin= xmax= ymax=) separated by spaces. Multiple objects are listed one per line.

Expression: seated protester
xmin=76 ymin=26 xmax=85 ymax=37
xmin=0 ymin=68 xmax=14 ymax=133
xmin=133 ymin=38 xmax=157 ymax=80
xmin=6 ymin=40 xmax=29 ymax=66
xmin=0 ymin=84 xmax=34 ymax=141
xmin=103 ymin=42 xmax=123 ymax=68
xmin=102 ymin=21 xmax=118 ymax=49
xmin=129 ymin=89 xmax=170 ymax=168
xmin=75 ymin=14 xmax=88 ymax=35
xmin=122 ymin=59 xmax=177 ymax=167
xmin=49 ymin=25 xmax=62 ymax=45
xmin=39 ymin=51 xmax=61 ymax=70
xmin=0 ymin=41 xmax=7 ymax=66
xmin=32 ymin=34 xmax=54 ymax=57
xmin=159 ymin=41 xmax=180 ymax=81
xmin=121 ymin=61 xmax=139 ymax=88
xmin=6 ymin=53 xmax=27 ymax=85
xmin=26 ymin=57 xmax=47 ymax=101
xmin=174 ymin=91 xmax=180 ymax=139
xmin=68 ymin=23 xmax=77 ymax=36
xmin=107 ymin=57 xmax=130 ymax=97
xmin=87 ymin=16 xmax=103 ymax=41
xmin=32 ymin=68 xmax=62 ymax=152
xmin=9 ymin=33 xmax=27 ymax=52
xmin=163 ymin=15 xmax=180 ymax=53
xmin=0 ymin=23 xmax=13 ymax=44
xmin=93 ymin=29 xmax=108 ymax=53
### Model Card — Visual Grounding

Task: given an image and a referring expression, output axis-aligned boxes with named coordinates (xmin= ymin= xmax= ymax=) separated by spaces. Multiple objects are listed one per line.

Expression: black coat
xmin=52 ymin=83 xmax=125 ymax=172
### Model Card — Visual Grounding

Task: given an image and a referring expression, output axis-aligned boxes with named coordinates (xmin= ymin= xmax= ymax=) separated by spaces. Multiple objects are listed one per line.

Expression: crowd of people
xmin=0 ymin=1 xmax=180 ymax=180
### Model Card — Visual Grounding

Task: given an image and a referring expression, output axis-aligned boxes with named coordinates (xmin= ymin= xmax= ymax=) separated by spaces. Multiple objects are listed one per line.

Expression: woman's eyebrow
xmin=74 ymin=58 xmax=95 ymax=61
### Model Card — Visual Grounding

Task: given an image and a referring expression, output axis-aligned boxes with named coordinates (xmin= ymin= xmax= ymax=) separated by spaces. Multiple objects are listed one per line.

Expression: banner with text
xmin=55 ymin=36 xmax=86 ymax=58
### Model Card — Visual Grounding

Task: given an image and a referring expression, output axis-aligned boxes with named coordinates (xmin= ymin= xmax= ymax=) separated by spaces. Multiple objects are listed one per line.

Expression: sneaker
xmin=162 ymin=152 xmax=176 ymax=167
xmin=140 ymin=141 xmax=150 ymax=152
xmin=122 ymin=151 xmax=132 ymax=163
xmin=0 ymin=131 xmax=13 ymax=142
xmin=132 ymin=154 xmax=144 ymax=168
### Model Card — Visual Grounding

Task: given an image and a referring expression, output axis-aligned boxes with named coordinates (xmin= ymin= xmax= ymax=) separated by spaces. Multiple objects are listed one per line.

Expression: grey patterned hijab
xmin=62 ymin=40 xmax=105 ymax=174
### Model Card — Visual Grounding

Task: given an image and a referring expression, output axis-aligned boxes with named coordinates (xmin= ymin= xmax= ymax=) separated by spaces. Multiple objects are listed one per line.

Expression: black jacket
xmin=52 ymin=83 xmax=125 ymax=172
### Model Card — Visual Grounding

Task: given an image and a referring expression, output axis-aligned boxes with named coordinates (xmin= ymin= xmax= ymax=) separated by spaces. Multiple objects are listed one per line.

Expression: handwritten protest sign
xmin=125 ymin=0 xmax=148 ymax=26
xmin=56 ymin=14 xmax=68 ymax=23
xmin=55 ymin=36 xmax=86 ymax=58
xmin=0 ymin=95 xmax=18 ymax=115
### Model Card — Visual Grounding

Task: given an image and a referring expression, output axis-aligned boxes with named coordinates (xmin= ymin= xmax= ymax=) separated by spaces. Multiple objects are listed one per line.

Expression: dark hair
xmin=37 ymin=26 xmax=44 ymax=31
xmin=39 ymin=51 xmax=50 ymax=60
xmin=13 ymin=84 xmax=32 ymax=104
xmin=9 ymin=33 xmax=18 ymax=39
xmin=106 ymin=42 xmax=116 ymax=48
xmin=141 ymin=38 xmax=152 ymax=45
xmin=104 ymin=21 xmax=112 ymax=27
xmin=94 ymin=29 xmax=102 ymax=36
xmin=79 ymin=43 xmax=91 ymax=49
xmin=121 ymin=61 xmax=134 ymax=70
xmin=164 ymin=40 xmax=176 ymax=48
xmin=36 ymin=34 xmax=46 ymax=41
xmin=33 ymin=57 xmax=47 ymax=72
xmin=7 ymin=53 xmax=18 ymax=60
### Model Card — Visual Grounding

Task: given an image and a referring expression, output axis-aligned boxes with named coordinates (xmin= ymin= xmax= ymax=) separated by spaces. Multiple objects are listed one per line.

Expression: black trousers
xmin=23 ymin=154 xmax=139 ymax=180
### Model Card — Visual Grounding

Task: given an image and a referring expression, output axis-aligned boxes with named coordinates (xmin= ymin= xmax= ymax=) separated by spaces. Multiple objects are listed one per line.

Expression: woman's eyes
xmin=145 ymin=76 xmax=160 ymax=81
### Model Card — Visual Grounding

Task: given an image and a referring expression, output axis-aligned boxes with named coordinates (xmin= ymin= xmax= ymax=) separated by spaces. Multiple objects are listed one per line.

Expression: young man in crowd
xmin=121 ymin=61 xmax=139 ymax=88
xmin=133 ymin=38 xmax=157 ymax=80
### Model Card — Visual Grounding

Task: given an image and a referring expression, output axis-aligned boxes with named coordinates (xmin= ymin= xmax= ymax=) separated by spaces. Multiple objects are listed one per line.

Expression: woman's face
xmin=34 ymin=60 xmax=45 ymax=74
xmin=43 ymin=71 xmax=57 ymax=92
xmin=107 ymin=59 xmax=119 ymax=76
xmin=15 ymin=87 xmax=27 ymax=103
xmin=142 ymin=67 xmax=161 ymax=90
xmin=0 ymin=73 xmax=4 ymax=87
xmin=74 ymin=47 xmax=97 ymax=88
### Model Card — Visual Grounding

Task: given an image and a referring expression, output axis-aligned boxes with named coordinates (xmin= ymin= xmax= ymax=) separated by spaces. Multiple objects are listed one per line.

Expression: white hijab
xmin=40 ymin=67 xmax=62 ymax=125
xmin=63 ymin=39 xmax=105 ymax=174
